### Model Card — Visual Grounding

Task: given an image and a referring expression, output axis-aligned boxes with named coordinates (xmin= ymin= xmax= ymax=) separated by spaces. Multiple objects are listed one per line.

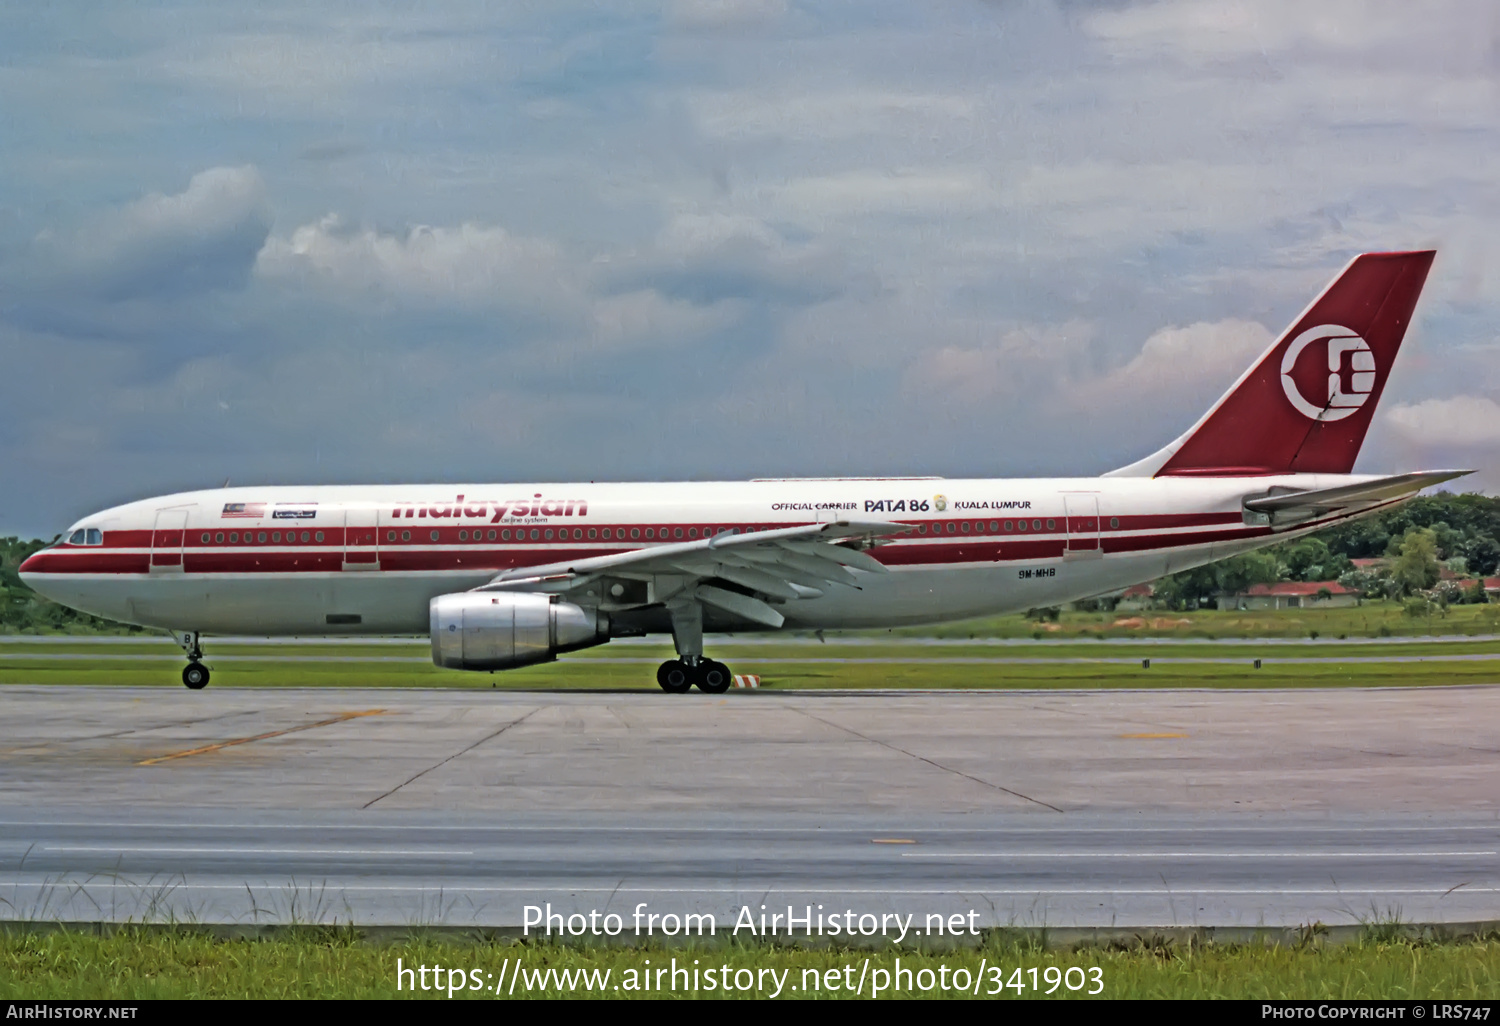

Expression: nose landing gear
xmin=172 ymin=630 xmax=210 ymax=690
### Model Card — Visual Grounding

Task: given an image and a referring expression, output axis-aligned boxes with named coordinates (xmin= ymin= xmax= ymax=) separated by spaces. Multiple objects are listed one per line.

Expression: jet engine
xmin=430 ymin=592 xmax=609 ymax=671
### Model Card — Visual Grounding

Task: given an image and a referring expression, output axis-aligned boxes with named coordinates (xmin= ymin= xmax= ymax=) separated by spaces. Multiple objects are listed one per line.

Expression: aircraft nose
xmin=18 ymin=551 xmax=44 ymax=575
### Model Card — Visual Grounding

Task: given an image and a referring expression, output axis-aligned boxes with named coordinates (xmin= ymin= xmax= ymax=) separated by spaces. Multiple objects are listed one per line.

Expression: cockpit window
xmin=69 ymin=530 xmax=86 ymax=544
xmin=86 ymin=529 xmax=102 ymax=545
xmin=69 ymin=528 xmax=103 ymax=545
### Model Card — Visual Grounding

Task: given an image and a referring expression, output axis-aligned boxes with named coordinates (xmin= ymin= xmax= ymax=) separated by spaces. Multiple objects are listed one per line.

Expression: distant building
xmin=1116 ymin=583 xmax=1154 ymax=610
xmin=1217 ymin=581 xmax=1359 ymax=610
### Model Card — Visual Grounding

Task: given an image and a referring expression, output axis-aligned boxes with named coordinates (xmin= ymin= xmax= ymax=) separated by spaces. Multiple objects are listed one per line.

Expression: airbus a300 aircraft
xmin=21 ymin=250 xmax=1465 ymax=692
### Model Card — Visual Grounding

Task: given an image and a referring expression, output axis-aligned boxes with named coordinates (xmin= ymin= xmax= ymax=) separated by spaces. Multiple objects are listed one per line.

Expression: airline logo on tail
xmin=1280 ymin=324 xmax=1376 ymax=422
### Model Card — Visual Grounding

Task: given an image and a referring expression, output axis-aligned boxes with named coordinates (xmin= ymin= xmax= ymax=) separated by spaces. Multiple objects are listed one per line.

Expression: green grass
xmin=2 ymin=928 xmax=1497 ymax=999
xmin=2 ymin=633 xmax=1499 ymax=690
xmin=878 ymin=600 xmax=1500 ymax=640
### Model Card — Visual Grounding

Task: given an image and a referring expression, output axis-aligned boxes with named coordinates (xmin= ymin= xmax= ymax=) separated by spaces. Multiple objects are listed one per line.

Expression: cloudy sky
xmin=3 ymin=0 xmax=1499 ymax=537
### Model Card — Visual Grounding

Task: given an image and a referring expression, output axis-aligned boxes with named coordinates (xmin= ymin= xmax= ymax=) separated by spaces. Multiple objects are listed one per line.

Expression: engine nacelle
xmin=430 ymin=592 xmax=609 ymax=671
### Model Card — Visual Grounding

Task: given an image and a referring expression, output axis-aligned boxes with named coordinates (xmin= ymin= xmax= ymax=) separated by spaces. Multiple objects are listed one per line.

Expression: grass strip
xmin=2 ymin=927 xmax=1497 ymax=999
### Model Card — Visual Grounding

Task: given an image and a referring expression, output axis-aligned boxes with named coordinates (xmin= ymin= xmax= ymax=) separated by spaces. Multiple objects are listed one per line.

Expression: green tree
xmin=1390 ymin=528 xmax=1441 ymax=595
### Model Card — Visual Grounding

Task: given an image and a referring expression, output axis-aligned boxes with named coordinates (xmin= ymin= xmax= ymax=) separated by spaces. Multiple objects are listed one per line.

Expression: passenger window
xmin=273 ymin=532 xmax=282 ymax=542
xmin=488 ymin=530 xmax=497 ymax=541
xmin=1032 ymin=520 xmax=1042 ymax=531
xmin=257 ymin=532 xmax=267 ymax=543
xmin=229 ymin=533 xmax=238 ymax=543
xmin=386 ymin=531 xmax=395 ymax=542
xmin=1110 ymin=517 xmax=1120 ymax=529
xmin=602 ymin=528 xmax=612 ymax=540
xmin=946 ymin=523 xmax=955 ymax=534
xmin=545 ymin=529 xmax=554 ymax=541
xmin=430 ymin=530 xmax=439 ymax=542
xmin=530 ymin=529 xmax=540 ymax=540
xmin=588 ymin=528 xmax=597 ymax=540
xmin=301 ymin=532 xmax=310 ymax=542
xmin=1017 ymin=521 xmax=1027 ymax=532
xmin=645 ymin=528 xmax=654 ymax=539
xmin=459 ymin=530 xmax=468 ymax=541
xmin=961 ymin=522 xmax=970 ymax=533
xmin=402 ymin=530 xmax=411 ymax=542
xmin=1004 ymin=521 xmax=1013 ymax=531
xmin=674 ymin=527 xmax=683 ymax=539
xmin=215 ymin=532 xmax=225 ymax=543
xmin=990 ymin=521 xmax=999 ymax=532
xmin=688 ymin=528 xmax=697 ymax=538
xmin=631 ymin=528 xmax=641 ymax=540
xmin=316 ymin=531 xmax=325 ymax=542
xmin=1046 ymin=519 xmax=1055 ymax=531
xmin=200 ymin=533 xmax=210 ymax=543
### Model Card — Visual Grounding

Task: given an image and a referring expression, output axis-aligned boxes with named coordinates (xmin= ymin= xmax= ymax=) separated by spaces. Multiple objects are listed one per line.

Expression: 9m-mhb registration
xmin=523 ymin=903 xmax=982 ymax=942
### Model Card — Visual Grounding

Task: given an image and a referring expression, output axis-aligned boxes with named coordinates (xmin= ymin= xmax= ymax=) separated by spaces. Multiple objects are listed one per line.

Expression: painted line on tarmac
xmin=44 ymin=846 xmax=475 ymax=856
xmin=901 ymin=851 xmax=1498 ymax=859
xmin=2 ymin=880 xmax=1497 ymax=897
xmin=135 ymin=709 xmax=388 ymax=765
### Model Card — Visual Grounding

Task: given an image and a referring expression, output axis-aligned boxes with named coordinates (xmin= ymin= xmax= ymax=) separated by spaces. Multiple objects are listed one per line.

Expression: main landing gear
xmin=173 ymin=630 xmax=210 ymax=690
xmin=656 ymin=657 xmax=732 ymax=694
xmin=658 ymin=600 xmax=733 ymax=694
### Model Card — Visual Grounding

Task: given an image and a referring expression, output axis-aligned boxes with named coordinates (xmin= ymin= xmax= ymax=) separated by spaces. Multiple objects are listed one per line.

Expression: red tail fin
xmin=1114 ymin=250 xmax=1435 ymax=478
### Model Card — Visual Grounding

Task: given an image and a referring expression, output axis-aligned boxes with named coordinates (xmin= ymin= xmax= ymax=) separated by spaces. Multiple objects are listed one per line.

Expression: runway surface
xmin=1 ymin=684 xmax=1497 ymax=929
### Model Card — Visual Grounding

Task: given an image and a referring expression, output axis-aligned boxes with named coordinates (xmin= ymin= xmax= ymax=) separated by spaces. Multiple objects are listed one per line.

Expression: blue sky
xmin=3 ymin=0 xmax=1499 ymax=537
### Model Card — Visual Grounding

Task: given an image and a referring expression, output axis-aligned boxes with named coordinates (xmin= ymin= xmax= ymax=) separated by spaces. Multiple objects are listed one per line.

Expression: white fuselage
xmin=21 ymin=474 xmax=1376 ymax=637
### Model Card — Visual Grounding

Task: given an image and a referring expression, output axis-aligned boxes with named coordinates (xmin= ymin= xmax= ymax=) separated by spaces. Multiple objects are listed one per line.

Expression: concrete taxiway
xmin=1 ymin=685 xmax=1497 ymax=929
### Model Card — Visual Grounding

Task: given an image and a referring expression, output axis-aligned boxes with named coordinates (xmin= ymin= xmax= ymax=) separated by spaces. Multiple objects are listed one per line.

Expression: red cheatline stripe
xmin=25 ymin=525 xmax=1276 ymax=575
xmin=63 ymin=510 xmax=1249 ymax=552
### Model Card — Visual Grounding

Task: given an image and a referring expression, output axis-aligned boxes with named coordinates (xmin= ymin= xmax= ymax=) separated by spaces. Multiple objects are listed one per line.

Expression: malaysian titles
xmin=390 ymin=494 xmax=588 ymax=524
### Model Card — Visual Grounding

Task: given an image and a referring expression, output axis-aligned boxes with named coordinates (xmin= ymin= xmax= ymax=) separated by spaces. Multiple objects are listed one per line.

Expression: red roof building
xmin=1219 ymin=580 xmax=1358 ymax=610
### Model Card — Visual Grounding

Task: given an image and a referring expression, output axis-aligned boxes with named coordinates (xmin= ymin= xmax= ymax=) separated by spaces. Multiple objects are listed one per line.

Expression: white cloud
xmin=763 ymin=169 xmax=999 ymax=223
xmin=22 ymin=166 xmax=270 ymax=301
xmin=254 ymin=215 xmax=576 ymax=311
xmin=670 ymin=0 xmax=787 ymax=30
xmin=590 ymin=289 xmax=741 ymax=350
xmin=1085 ymin=0 xmax=1497 ymax=66
xmin=691 ymin=89 xmax=978 ymax=142
xmin=1386 ymin=395 xmax=1500 ymax=448
xmin=1087 ymin=319 xmax=1273 ymax=399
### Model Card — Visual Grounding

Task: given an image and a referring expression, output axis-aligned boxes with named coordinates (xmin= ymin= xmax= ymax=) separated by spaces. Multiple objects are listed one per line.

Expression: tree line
xmin=1151 ymin=492 xmax=1500 ymax=610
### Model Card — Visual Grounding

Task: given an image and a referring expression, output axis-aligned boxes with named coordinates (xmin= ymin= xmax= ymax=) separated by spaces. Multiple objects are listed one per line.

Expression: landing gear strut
xmin=656 ymin=601 xmax=734 ymax=694
xmin=172 ymin=630 xmax=210 ymax=690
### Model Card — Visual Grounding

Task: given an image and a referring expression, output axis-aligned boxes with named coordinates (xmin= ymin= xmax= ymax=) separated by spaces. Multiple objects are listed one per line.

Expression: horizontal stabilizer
xmin=1244 ymin=470 xmax=1470 ymax=522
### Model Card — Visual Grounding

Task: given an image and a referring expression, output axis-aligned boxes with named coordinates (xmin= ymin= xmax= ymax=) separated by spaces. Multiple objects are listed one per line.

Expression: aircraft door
xmin=1063 ymin=494 xmax=1102 ymax=561
xmin=150 ymin=509 xmax=189 ymax=574
xmin=342 ymin=507 xmax=380 ymax=571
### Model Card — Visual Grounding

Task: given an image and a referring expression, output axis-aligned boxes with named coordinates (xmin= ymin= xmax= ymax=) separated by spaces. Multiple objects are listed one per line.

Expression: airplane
xmin=20 ymin=250 xmax=1467 ymax=693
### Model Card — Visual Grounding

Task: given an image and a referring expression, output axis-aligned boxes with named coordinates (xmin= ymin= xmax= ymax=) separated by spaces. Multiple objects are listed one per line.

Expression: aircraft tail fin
xmin=1107 ymin=250 xmax=1436 ymax=478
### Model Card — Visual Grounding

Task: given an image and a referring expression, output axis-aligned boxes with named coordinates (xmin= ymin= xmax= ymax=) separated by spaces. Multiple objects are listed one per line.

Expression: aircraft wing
xmin=473 ymin=520 xmax=909 ymax=627
xmin=1243 ymin=470 xmax=1471 ymax=525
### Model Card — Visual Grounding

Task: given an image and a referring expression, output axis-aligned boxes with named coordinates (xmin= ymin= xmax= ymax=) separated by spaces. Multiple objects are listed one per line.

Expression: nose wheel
xmin=656 ymin=658 xmax=733 ymax=694
xmin=171 ymin=630 xmax=210 ymax=689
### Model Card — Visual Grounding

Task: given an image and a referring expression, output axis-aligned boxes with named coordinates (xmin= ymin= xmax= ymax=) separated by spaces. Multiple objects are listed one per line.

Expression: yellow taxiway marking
xmin=137 ymin=710 xmax=388 ymax=765
xmin=1119 ymin=732 xmax=1189 ymax=739
xmin=871 ymin=838 xmax=917 ymax=844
